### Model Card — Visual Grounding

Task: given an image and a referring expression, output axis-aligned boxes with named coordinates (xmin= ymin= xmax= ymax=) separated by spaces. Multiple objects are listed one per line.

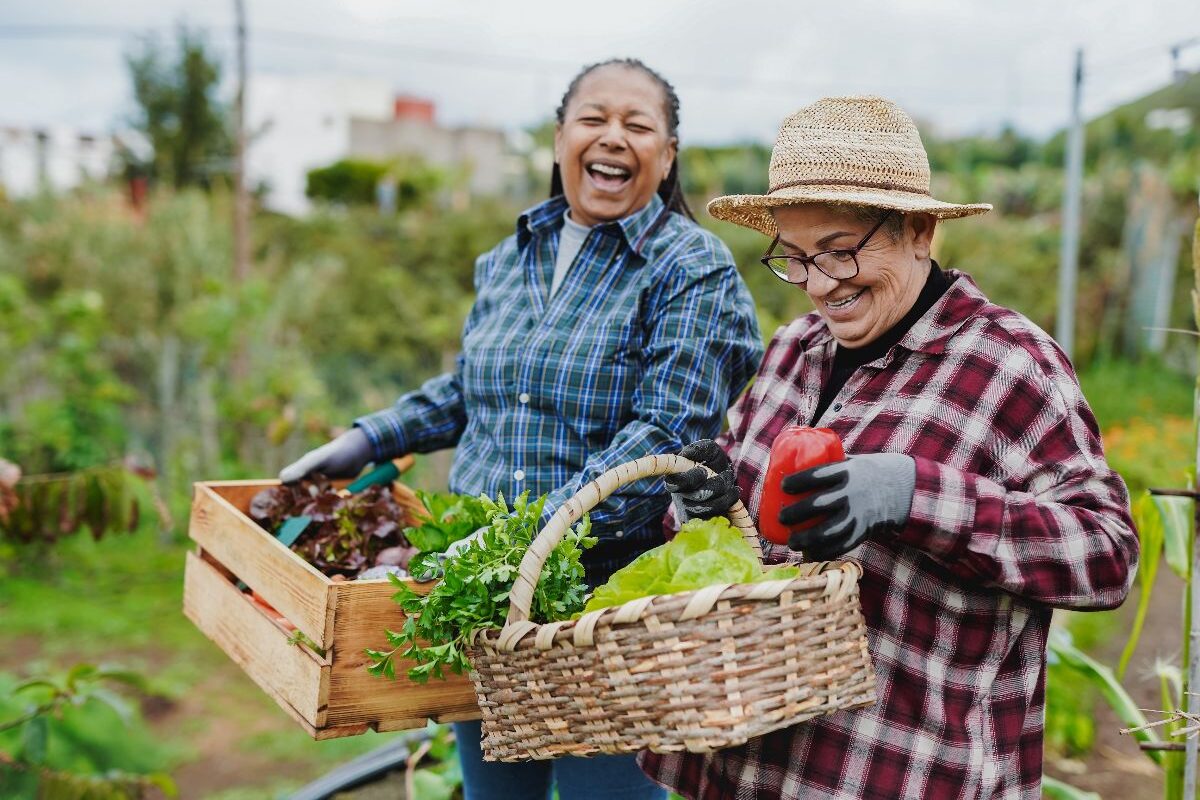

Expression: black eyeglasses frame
xmin=759 ymin=211 xmax=895 ymax=286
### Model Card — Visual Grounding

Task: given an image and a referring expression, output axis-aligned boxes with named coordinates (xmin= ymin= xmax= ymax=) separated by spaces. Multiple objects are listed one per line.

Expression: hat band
xmin=768 ymin=177 xmax=931 ymax=196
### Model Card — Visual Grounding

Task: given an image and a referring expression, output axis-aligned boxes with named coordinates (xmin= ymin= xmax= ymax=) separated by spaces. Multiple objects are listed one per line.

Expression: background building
xmin=247 ymin=76 xmax=518 ymax=214
xmin=348 ymin=95 xmax=511 ymax=197
xmin=0 ymin=125 xmax=114 ymax=197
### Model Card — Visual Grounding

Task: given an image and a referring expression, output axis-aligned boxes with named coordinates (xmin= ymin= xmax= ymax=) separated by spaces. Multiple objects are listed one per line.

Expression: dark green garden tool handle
xmin=345 ymin=460 xmax=402 ymax=494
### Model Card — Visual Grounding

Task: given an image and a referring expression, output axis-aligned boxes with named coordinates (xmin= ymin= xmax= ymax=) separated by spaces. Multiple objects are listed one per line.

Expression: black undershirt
xmin=811 ymin=262 xmax=951 ymax=425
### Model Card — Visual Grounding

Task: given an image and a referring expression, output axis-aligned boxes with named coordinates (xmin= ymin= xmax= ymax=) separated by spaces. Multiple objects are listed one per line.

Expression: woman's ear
xmin=663 ymin=136 xmax=678 ymax=181
xmin=908 ymin=213 xmax=937 ymax=260
xmin=553 ymin=123 xmax=563 ymax=165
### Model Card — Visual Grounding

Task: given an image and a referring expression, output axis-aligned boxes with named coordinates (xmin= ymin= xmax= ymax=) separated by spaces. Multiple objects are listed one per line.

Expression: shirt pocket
xmin=529 ymin=320 xmax=641 ymax=448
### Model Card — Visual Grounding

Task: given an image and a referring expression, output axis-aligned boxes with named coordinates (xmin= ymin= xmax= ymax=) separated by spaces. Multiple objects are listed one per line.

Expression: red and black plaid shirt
xmin=639 ymin=271 xmax=1138 ymax=799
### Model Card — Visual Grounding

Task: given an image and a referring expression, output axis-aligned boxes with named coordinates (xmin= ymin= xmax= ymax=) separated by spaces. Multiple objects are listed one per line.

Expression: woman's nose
xmin=598 ymin=121 xmax=627 ymax=149
xmin=803 ymin=267 xmax=840 ymax=298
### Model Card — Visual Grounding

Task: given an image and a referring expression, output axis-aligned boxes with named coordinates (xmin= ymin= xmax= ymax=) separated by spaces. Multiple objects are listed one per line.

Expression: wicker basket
xmin=467 ymin=453 xmax=877 ymax=761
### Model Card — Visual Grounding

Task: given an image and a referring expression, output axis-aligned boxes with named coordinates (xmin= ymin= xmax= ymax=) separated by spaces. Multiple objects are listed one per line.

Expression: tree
xmin=125 ymin=26 xmax=232 ymax=189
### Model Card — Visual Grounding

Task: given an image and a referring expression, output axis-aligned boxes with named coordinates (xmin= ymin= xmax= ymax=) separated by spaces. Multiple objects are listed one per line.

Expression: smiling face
xmin=771 ymin=204 xmax=937 ymax=348
xmin=554 ymin=65 xmax=677 ymax=227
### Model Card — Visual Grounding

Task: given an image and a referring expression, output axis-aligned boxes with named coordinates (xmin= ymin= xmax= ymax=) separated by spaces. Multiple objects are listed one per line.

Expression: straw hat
xmin=708 ymin=95 xmax=991 ymax=236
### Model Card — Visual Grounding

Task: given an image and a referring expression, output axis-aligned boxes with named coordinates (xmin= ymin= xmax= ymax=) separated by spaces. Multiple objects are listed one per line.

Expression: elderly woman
xmin=281 ymin=59 xmax=763 ymax=800
xmin=642 ymin=96 xmax=1138 ymax=800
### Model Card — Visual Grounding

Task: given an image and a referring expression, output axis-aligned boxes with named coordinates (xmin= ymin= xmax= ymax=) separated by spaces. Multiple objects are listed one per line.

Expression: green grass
xmin=1077 ymin=356 xmax=1194 ymax=432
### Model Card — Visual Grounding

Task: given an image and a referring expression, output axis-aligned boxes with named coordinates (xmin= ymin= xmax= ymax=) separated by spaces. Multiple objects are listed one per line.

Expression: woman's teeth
xmin=589 ymin=163 xmax=630 ymax=177
xmin=826 ymin=289 xmax=864 ymax=309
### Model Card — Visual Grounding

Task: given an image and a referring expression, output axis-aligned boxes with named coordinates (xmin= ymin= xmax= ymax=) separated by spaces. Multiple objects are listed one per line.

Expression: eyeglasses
xmin=759 ymin=211 xmax=894 ymax=285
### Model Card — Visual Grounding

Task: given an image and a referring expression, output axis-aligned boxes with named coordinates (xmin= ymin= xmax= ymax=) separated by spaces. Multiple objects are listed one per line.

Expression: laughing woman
xmin=280 ymin=59 xmax=763 ymax=800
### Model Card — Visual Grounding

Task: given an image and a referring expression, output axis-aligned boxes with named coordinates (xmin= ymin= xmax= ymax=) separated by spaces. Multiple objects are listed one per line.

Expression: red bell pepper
xmin=758 ymin=426 xmax=845 ymax=545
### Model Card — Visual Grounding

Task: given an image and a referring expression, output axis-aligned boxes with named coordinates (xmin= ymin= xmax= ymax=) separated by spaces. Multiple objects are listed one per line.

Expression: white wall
xmin=0 ymin=126 xmax=114 ymax=197
xmin=247 ymin=73 xmax=393 ymax=215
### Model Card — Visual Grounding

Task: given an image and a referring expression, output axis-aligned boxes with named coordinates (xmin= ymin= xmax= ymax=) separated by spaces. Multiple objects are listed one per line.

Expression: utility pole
xmin=1056 ymin=48 xmax=1085 ymax=360
xmin=232 ymin=0 xmax=250 ymax=285
xmin=1171 ymin=37 xmax=1199 ymax=83
xmin=1183 ymin=187 xmax=1200 ymax=800
xmin=230 ymin=0 xmax=251 ymax=388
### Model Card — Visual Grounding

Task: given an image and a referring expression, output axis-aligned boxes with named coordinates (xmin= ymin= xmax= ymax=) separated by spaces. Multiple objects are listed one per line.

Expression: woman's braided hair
xmin=549 ymin=58 xmax=694 ymax=220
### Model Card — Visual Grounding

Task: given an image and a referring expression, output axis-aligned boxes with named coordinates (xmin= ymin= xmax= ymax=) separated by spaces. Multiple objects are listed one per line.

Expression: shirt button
xmin=832 ymin=403 xmax=842 ymax=412
xmin=518 ymin=392 xmax=530 ymax=404
xmin=513 ymin=469 xmax=525 ymax=481
xmin=614 ymin=530 xmax=624 ymax=538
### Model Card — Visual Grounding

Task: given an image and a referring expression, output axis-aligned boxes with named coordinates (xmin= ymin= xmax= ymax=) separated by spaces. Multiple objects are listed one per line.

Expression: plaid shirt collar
xmin=805 ymin=267 xmax=992 ymax=366
xmin=517 ymin=193 xmax=668 ymax=257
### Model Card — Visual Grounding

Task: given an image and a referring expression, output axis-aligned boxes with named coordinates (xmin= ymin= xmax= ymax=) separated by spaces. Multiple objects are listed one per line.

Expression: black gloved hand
xmin=664 ymin=439 xmax=740 ymax=521
xmin=778 ymin=453 xmax=915 ymax=560
xmin=279 ymin=427 xmax=374 ymax=483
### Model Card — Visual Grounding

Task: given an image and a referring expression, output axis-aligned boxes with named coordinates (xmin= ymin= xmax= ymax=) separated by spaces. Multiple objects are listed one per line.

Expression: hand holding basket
xmin=467 ymin=453 xmax=877 ymax=761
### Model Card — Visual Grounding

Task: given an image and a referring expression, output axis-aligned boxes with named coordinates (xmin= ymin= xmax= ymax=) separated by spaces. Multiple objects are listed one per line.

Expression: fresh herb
xmin=367 ymin=492 xmax=595 ymax=683
xmin=402 ymin=490 xmax=490 ymax=561
xmin=285 ymin=629 xmax=326 ymax=658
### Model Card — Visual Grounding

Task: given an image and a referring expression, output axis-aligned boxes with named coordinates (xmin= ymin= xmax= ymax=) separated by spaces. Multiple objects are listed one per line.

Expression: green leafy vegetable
xmin=367 ymin=492 xmax=595 ymax=683
xmin=402 ymin=490 xmax=490 ymax=558
xmin=248 ymin=477 xmax=412 ymax=577
xmin=582 ymin=517 xmax=801 ymax=614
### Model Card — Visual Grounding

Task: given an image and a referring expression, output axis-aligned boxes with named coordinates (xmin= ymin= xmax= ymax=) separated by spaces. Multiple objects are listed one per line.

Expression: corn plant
xmin=1047 ymin=490 xmax=1195 ymax=798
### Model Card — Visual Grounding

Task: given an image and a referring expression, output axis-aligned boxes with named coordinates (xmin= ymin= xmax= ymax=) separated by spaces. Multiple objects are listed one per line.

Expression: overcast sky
xmin=2 ymin=0 xmax=1199 ymax=144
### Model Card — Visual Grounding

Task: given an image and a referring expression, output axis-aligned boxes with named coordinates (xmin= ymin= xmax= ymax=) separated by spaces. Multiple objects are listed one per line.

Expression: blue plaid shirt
xmin=356 ymin=194 xmax=762 ymax=582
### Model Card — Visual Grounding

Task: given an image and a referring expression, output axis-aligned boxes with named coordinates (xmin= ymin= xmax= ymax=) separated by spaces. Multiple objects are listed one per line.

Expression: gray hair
xmin=843 ymin=205 xmax=906 ymax=242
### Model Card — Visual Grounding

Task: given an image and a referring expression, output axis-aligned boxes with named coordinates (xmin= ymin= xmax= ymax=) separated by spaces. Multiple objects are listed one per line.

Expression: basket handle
xmin=505 ymin=453 xmax=759 ymax=627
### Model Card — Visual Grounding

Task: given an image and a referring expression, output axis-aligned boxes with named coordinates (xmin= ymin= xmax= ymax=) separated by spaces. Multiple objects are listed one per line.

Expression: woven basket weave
xmin=467 ymin=454 xmax=877 ymax=761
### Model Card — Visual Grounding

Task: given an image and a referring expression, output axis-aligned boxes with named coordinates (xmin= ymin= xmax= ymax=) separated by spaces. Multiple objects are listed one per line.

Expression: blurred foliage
xmin=0 ymin=465 xmax=146 ymax=553
xmin=0 ymin=664 xmax=180 ymax=798
xmin=305 ymin=157 xmax=449 ymax=209
xmin=124 ymin=25 xmax=231 ymax=189
xmin=0 ymin=185 xmax=522 ymax=528
xmin=1045 ymin=657 xmax=1097 ymax=758
xmin=254 ymin=198 xmax=514 ymax=410
xmin=680 ymin=143 xmax=771 ymax=197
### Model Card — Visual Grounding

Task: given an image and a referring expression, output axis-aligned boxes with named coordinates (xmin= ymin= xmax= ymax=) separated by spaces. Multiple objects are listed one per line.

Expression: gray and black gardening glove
xmin=664 ymin=439 xmax=740 ymax=521
xmin=279 ymin=427 xmax=374 ymax=484
xmin=779 ymin=453 xmax=916 ymax=560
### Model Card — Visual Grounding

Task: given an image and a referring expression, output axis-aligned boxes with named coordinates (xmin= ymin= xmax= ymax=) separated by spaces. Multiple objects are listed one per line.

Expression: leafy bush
xmin=305 ymin=157 xmax=447 ymax=209
xmin=0 ymin=664 xmax=181 ymax=798
xmin=306 ymin=159 xmax=390 ymax=205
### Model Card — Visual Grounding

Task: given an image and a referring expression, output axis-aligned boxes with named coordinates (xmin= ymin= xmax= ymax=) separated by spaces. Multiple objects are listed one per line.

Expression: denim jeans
xmin=453 ymin=720 xmax=667 ymax=800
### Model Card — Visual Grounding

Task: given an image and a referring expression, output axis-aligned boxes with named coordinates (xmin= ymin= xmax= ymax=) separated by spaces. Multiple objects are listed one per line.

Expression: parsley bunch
xmin=367 ymin=492 xmax=596 ymax=683
xmin=402 ymin=491 xmax=490 ymax=579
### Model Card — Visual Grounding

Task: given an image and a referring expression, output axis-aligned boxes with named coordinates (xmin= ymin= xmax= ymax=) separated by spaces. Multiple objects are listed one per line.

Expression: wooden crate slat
xmin=323 ymin=580 xmax=480 ymax=729
xmin=183 ymin=551 xmax=329 ymax=728
xmin=189 ymin=483 xmax=333 ymax=648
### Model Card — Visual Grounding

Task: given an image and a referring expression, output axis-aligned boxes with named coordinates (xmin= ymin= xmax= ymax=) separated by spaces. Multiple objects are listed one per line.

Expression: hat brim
xmin=707 ymin=185 xmax=992 ymax=236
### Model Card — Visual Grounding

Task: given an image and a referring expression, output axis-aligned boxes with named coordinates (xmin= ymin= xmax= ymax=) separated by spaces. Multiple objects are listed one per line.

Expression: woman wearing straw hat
xmin=641 ymin=96 xmax=1138 ymax=799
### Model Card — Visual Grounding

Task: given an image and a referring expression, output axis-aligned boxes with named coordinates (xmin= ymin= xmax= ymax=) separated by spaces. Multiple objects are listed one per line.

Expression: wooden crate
xmin=182 ymin=469 xmax=481 ymax=740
